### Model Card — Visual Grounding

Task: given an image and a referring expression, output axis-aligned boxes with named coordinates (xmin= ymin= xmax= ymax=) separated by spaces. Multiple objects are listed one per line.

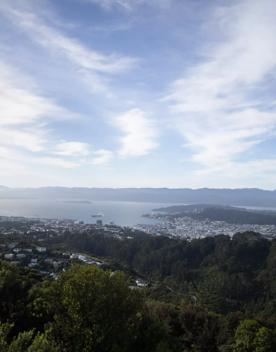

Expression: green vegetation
xmin=1 ymin=231 xmax=276 ymax=351
xmin=62 ymin=231 xmax=276 ymax=313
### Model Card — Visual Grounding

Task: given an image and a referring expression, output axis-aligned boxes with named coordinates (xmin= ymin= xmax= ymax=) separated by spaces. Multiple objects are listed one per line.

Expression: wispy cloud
xmin=92 ymin=149 xmax=114 ymax=165
xmin=0 ymin=2 xmax=137 ymax=75
xmin=165 ymin=0 xmax=276 ymax=170
xmin=35 ymin=156 xmax=79 ymax=169
xmin=1 ymin=0 xmax=276 ymax=188
xmin=114 ymin=109 xmax=158 ymax=157
xmin=193 ymin=157 xmax=276 ymax=190
xmin=54 ymin=141 xmax=91 ymax=157
xmin=0 ymin=0 xmax=141 ymax=181
xmin=85 ymin=0 xmax=172 ymax=11
xmin=0 ymin=62 xmax=68 ymax=127
xmin=0 ymin=61 xmax=70 ymax=153
xmin=0 ymin=127 xmax=46 ymax=153
xmin=0 ymin=60 xmax=91 ymax=175
xmin=86 ymin=0 xmax=140 ymax=11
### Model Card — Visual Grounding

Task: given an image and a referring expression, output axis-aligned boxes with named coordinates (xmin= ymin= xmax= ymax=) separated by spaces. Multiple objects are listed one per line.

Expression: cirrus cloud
xmin=165 ymin=0 xmax=276 ymax=171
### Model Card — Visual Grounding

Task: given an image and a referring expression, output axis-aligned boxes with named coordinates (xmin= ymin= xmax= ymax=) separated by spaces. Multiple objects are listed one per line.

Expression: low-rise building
xmin=36 ymin=246 xmax=47 ymax=253
xmin=4 ymin=253 xmax=14 ymax=260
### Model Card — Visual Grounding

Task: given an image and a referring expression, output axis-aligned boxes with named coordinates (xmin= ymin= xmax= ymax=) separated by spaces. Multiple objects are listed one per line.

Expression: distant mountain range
xmin=1 ymin=187 xmax=276 ymax=207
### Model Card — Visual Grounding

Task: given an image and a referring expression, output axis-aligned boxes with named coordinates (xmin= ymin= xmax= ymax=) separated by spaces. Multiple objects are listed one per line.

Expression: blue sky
xmin=1 ymin=0 xmax=276 ymax=189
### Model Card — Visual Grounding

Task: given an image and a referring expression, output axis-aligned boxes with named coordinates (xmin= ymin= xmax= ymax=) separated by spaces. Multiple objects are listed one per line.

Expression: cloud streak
xmin=92 ymin=149 xmax=114 ymax=165
xmin=86 ymin=0 xmax=172 ymax=11
xmin=0 ymin=62 xmax=68 ymax=127
xmin=0 ymin=1 xmax=139 ymax=179
xmin=0 ymin=61 xmax=71 ymax=153
xmin=54 ymin=141 xmax=91 ymax=157
xmin=0 ymin=60 xmax=92 ymax=174
xmin=1 ymin=0 xmax=276 ymax=188
xmin=165 ymin=0 xmax=276 ymax=170
xmin=86 ymin=0 xmax=141 ymax=11
xmin=0 ymin=2 xmax=137 ymax=75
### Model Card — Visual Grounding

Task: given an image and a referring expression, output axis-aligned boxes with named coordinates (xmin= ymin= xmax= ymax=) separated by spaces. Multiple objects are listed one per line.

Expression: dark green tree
xmin=50 ymin=265 xmax=145 ymax=352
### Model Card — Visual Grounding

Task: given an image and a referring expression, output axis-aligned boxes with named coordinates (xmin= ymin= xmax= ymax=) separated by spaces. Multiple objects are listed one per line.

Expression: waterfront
xmin=1 ymin=198 xmax=276 ymax=238
xmin=138 ymin=216 xmax=276 ymax=239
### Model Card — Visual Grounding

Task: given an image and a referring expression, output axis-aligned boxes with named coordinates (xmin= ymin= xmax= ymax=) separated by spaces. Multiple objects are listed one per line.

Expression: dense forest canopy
xmin=1 ymin=231 xmax=276 ymax=351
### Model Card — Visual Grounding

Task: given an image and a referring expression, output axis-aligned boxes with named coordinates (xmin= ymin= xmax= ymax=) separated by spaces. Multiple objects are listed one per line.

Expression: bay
xmin=0 ymin=198 xmax=168 ymax=226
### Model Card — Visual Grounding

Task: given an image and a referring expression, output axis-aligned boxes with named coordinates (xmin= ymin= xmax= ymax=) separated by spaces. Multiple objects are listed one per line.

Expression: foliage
xmin=1 ymin=231 xmax=276 ymax=351
xmin=233 ymin=320 xmax=276 ymax=352
xmin=50 ymin=265 xmax=144 ymax=351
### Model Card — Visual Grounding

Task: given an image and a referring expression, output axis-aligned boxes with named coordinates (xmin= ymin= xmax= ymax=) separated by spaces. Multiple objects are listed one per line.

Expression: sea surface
xmin=0 ymin=198 xmax=170 ymax=226
xmin=1 ymin=198 xmax=276 ymax=227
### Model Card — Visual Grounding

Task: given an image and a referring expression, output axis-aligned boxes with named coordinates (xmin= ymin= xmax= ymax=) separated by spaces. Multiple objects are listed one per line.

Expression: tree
xmin=233 ymin=320 xmax=276 ymax=352
xmin=0 ymin=261 xmax=41 ymax=334
xmin=254 ymin=327 xmax=275 ymax=352
xmin=0 ymin=323 xmax=58 ymax=352
xmin=234 ymin=320 xmax=261 ymax=352
xmin=27 ymin=331 xmax=59 ymax=352
xmin=50 ymin=265 xmax=145 ymax=352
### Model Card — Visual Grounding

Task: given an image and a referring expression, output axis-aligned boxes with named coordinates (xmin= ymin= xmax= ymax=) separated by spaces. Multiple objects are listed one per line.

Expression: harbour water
xmin=0 ymin=198 xmax=169 ymax=226
xmin=1 ymin=198 xmax=276 ymax=228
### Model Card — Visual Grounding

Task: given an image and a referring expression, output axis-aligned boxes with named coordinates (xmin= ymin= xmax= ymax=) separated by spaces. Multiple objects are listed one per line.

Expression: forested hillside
xmin=61 ymin=231 xmax=276 ymax=313
xmin=1 ymin=231 xmax=276 ymax=351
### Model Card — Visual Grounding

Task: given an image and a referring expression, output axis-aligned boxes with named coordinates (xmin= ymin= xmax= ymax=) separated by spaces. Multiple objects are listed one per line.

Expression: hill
xmin=1 ymin=187 xmax=276 ymax=207
xmin=154 ymin=204 xmax=276 ymax=225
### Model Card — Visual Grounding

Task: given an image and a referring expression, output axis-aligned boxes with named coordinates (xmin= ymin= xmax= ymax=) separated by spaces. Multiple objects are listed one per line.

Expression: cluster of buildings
xmin=0 ymin=216 xmax=111 ymax=275
xmin=0 ymin=215 xmax=135 ymax=239
xmin=4 ymin=211 xmax=276 ymax=280
xmin=0 ymin=215 xmax=140 ymax=278
xmin=0 ymin=240 xmax=67 ymax=273
xmin=0 ymin=215 xmax=150 ymax=288
xmin=0 ymin=240 xmax=105 ymax=277
xmin=137 ymin=215 xmax=276 ymax=239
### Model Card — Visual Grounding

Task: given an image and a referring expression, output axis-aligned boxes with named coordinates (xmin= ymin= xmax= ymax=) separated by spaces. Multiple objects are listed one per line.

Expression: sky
xmin=1 ymin=0 xmax=276 ymax=189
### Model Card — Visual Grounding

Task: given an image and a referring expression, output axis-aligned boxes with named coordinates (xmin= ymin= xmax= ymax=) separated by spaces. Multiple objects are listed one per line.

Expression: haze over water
xmin=0 ymin=198 xmax=167 ymax=226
